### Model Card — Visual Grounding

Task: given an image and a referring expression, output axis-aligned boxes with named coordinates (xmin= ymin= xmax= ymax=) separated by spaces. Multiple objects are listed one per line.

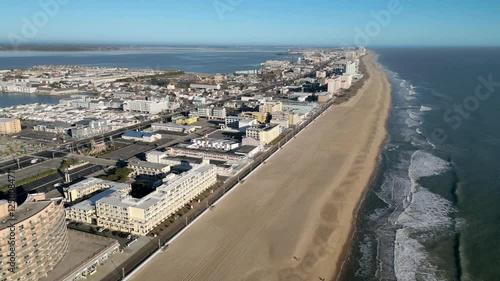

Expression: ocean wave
xmin=420 ymin=105 xmax=432 ymax=112
xmin=394 ymin=228 xmax=441 ymax=281
xmin=408 ymin=151 xmax=449 ymax=185
xmin=393 ymin=151 xmax=454 ymax=281
xmin=394 ymin=188 xmax=455 ymax=281
xmin=405 ymin=118 xmax=420 ymax=128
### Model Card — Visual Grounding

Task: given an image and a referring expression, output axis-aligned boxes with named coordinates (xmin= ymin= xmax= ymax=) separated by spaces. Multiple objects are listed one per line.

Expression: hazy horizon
xmin=2 ymin=0 xmax=500 ymax=47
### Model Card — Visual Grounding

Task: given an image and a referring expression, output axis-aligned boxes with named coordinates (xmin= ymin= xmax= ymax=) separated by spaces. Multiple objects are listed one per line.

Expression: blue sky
xmin=1 ymin=0 xmax=500 ymax=47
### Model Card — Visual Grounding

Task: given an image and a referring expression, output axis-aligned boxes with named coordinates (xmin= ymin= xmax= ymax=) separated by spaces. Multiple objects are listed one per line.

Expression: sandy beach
xmin=129 ymin=52 xmax=391 ymax=281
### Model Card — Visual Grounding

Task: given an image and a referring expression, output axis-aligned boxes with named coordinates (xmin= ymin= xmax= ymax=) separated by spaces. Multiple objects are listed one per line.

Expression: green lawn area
xmin=99 ymin=167 xmax=133 ymax=183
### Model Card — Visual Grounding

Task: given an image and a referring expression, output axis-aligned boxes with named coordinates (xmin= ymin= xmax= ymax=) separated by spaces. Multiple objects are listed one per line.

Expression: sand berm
xmin=130 ymin=51 xmax=391 ymax=281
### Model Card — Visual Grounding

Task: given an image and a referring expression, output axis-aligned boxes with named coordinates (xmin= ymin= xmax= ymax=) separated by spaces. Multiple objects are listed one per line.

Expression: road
xmin=20 ymin=164 xmax=104 ymax=193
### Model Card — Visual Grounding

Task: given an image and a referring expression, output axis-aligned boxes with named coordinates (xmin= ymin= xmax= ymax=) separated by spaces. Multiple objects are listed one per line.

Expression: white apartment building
xmin=197 ymin=106 xmax=227 ymax=120
xmin=95 ymin=164 xmax=217 ymax=235
xmin=190 ymin=84 xmax=221 ymax=90
xmin=344 ymin=61 xmax=357 ymax=75
xmin=123 ymin=100 xmax=174 ymax=114
xmin=65 ymin=180 xmax=131 ymax=224
xmin=213 ymin=107 xmax=227 ymax=119
xmin=191 ymin=137 xmax=240 ymax=151
xmin=197 ymin=106 xmax=212 ymax=118
xmin=128 ymin=161 xmax=170 ymax=177
xmin=64 ymin=178 xmax=129 ymax=203
xmin=151 ymin=123 xmax=198 ymax=133
xmin=225 ymin=116 xmax=243 ymax=129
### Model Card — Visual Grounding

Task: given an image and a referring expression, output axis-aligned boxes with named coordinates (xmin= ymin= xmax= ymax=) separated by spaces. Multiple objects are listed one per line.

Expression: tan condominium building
xmin=95 ymin=163 xmax=217 ymax=235
xmin=0 ymin=194 xmax=69 ymax=281
xmin=240 ymin=111 xmax=268 ymax=123
xmin=259 ymin=102 xmax=282 ymax=114
xmin=246 ymin=124 xmax=281 ymax=145
xmin=271 ymin=111 xmax=302 ymax=126
xmin=0 ymin=118 xmax=21 ymax=134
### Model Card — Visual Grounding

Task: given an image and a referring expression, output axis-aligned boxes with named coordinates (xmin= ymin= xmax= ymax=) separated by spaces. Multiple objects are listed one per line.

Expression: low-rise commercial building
xmin=69 ymin=119 xmax=109 ymax=139
xmin=190 ymin=84 xmax=221 ymax=90
xmin=151 ymin=123 xmax=198 ymax=133
xmin=191 ymin=137 xmax=240 ymax=151
xmin=317 ymin=92 xmax=333 ymax=103
xmin=173 ymin=115 xmax=198 ymax=125
xmin=122 ymin=131 xmax=162 ymax=142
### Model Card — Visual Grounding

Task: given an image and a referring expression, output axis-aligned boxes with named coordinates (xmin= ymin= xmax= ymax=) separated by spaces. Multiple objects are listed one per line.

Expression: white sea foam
xmin=394 ymin=152 xmax=454 ymax=281
xmin=394 ymin=228 xmax=441 ymax=281
xmin=394 ymin=189 xmax=455 ymax=281
xmin=420 ymin=105 xmax=432 ymax=112
xmin=355 ymin=236 xmax=375 ymax=278
xmin=405 ymin=118 xmax=419 ymax=128
xmin=408 ymin=151 xmax=449 ymax=184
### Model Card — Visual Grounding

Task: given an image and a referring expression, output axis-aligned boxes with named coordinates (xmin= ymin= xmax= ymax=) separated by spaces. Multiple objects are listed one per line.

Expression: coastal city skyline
xmin=1 ymin=0 xmax=500 ymax=47
xmin=1 ymin=1 xmax=499 ymax=281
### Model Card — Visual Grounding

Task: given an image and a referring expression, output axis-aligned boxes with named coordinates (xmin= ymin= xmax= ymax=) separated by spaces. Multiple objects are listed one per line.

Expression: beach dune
xmin=129 ymin=52 xmax=391 ymax=281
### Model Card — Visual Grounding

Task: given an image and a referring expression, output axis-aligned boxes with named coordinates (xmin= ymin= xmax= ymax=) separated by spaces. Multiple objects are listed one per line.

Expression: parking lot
xmin=100 ymin=143 xmax=156 ymax=161
xmin=67 ymin=221 xmax=136 ymax=247
xmin=14 ymin=129 xmax=64 ymax=144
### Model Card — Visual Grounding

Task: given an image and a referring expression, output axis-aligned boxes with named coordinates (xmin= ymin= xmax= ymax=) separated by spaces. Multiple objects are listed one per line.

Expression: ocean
xmin=0 ymin=46 xmax=294 ymax=74
xmin=339 ymin=47 xmax=500 ymax=281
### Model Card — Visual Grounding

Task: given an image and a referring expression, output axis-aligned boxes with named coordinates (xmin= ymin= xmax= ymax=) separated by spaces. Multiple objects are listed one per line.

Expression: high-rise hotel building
xmin=0 ymin=194 xmax=69 ymax=281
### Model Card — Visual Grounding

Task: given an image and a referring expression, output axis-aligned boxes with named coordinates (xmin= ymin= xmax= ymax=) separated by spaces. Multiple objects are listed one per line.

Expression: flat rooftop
xmin=39 ymin=230 xmax=119 ymax=281
xmin=0 ymin=201 xmax=51 ymax=231
xmin=128 ymin=161 xmax=169 ymax=170
xmin=0 ymin=118 xmax=17 ymax=122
